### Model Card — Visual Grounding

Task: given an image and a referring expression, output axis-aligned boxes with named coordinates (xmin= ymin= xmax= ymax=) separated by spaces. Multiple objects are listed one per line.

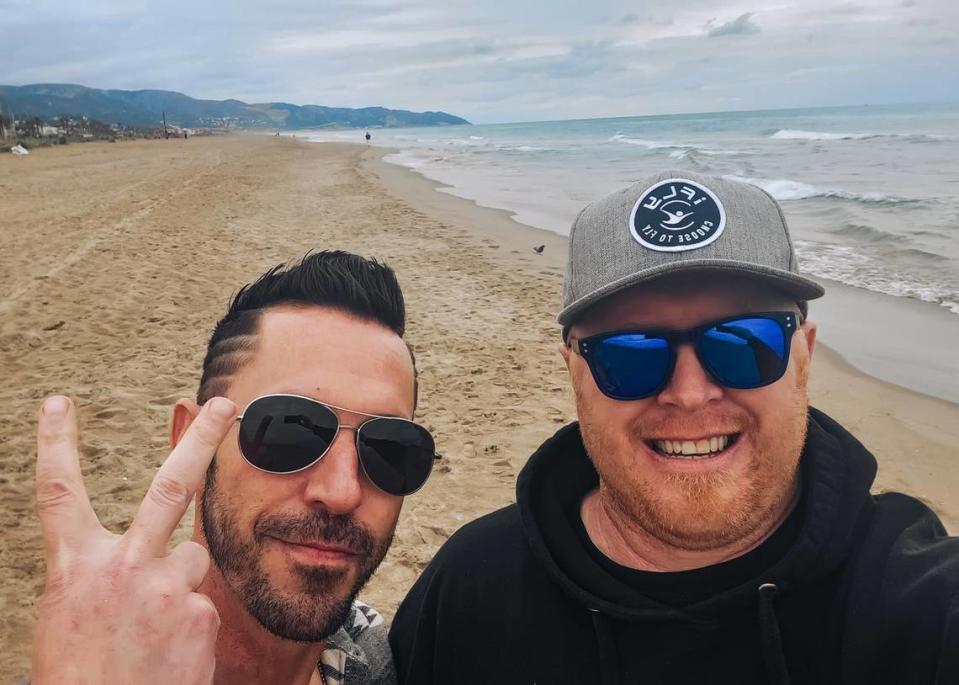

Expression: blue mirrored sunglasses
xmin=570 ymin=311 xmax=798 ymax=401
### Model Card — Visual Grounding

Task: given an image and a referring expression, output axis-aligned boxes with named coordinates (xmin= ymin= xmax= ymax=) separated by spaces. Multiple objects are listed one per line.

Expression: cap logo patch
xmin=629 ymin=178 xmax=726 ymax=252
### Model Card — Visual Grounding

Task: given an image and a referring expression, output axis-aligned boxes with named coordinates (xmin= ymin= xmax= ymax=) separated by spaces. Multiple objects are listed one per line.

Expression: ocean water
xmin=301 ymin=103 xmax=959 ymax=316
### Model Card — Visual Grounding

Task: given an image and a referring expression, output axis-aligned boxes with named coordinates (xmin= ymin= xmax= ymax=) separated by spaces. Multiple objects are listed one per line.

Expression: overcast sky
xmin=3 ymin=0 xmax=957 ymax=123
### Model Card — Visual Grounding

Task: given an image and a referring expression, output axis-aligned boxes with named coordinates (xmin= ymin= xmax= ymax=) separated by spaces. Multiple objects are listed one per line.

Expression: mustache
xmin=629 ymin=410 xmax=755 ymax=438
xmin=254 ymin=510 xmax=375 ymax=555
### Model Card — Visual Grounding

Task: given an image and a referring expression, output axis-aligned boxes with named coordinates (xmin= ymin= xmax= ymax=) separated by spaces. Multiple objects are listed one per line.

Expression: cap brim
xmin=558 ymin=259 xmax=825 ymax=326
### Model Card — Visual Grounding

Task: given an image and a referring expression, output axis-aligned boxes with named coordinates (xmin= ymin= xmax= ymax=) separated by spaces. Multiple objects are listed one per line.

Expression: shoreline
xmin=364 ymin=144 xmax=959 ymax=405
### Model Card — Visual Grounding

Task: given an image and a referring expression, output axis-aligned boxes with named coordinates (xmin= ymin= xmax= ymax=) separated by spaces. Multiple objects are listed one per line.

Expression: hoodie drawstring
xmin=590 ymin=609 xmax=622 ymax=685
xmin=758 ymin=583 xmax=791 ymax=685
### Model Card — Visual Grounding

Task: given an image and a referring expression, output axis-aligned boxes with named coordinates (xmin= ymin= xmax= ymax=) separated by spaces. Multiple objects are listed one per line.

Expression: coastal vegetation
xmin=0 ymin=83 xmax=470 ymax=134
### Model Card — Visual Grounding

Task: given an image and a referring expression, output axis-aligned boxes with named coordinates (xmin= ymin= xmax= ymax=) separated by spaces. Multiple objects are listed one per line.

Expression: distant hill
xmin=0 ymin=83 xmax=470 ymax=129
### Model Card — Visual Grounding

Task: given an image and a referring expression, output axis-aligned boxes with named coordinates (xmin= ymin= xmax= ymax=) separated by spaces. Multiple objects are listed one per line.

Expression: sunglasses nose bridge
xmin=327 ymin=422 xmax=362 ymax=456
xmin=300 ymin=423 xmax=365 ymax=514
xmin=656 ymin=341 xmax=725 ymax=409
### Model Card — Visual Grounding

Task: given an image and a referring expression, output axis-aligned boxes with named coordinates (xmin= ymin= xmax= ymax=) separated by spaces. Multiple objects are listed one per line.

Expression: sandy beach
xmin=1 ymin=135 xmax=956 ymax=679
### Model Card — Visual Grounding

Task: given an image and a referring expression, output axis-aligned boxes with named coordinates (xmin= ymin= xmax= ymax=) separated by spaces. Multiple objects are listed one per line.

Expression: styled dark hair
xmin=197 ymin=250 xmax=414 ymax=406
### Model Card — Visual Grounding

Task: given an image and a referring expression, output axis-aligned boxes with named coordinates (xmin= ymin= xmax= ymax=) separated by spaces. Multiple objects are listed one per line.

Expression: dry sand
xmin=1 ymin=135 xmax=956 ymax=678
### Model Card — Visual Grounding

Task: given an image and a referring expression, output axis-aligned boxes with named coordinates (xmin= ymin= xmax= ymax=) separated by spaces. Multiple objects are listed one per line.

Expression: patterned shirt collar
xmin=318 ymin=601 xmax=384 ymax=685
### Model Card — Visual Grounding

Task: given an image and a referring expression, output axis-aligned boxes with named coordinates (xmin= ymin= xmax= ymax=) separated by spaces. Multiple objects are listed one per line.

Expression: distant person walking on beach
xmin=390 ymin=172 xmax=959 ymax=684
xmin=365 ymin=132 xmax=371 ymax=143
xmin=32 ymin=252 xmax=434 ymax=684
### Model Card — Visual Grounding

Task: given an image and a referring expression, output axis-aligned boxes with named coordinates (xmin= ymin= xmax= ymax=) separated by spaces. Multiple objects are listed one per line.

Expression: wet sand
xmin=1 ymin=135 xmax=956 ymax=677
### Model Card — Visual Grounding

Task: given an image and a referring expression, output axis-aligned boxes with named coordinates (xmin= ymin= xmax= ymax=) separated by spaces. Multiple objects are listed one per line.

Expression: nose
xmin=301 ymin=427 xmax=364 ymax=514
xmin=656 ymin=343 xmax=723 ymax=410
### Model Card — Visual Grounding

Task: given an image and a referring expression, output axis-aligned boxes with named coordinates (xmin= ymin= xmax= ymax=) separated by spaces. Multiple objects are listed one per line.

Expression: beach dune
xmin=1 ymin=135 xmax=956 ymax=679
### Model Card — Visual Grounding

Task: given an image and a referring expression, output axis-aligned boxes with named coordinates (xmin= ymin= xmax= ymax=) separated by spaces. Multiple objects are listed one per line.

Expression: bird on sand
xmin=533 ymin=245 xmax=545 ymax=254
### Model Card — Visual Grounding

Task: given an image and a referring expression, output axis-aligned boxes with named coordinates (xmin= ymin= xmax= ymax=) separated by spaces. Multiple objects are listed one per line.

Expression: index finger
xmin=128 ymin=397 xmax=237 ymax=556
xmin=35 ymin=395 xmax=101 ymax=559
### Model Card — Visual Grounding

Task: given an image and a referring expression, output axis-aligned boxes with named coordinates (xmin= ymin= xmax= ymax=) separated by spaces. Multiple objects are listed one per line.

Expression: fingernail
xmin=207 ymin=397 xmax=236 ymax=420
xmin=42 ymin=396 xmax=70 ymax=417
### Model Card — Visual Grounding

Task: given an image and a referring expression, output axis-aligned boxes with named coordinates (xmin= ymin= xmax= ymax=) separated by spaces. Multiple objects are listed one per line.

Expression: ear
xmin=800 ymin=319 xmax=817 ymax=360
xmin=559 ymin=342 xmax=572 ymax=370
xmin=170 ymin=398 xmax=201 ymax=449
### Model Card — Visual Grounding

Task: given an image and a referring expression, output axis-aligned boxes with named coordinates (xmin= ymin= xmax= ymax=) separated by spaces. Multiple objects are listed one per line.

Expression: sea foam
xmin=771 ymin=129 xmax=946 ymax=142
xmin=771 ymin=129 xmax=879 ymax=141
xmin=610 ymin=134 xmax=742 ymax=157
xmin=608 ymin=134 xmax=683 ymax=149
xmin=794 ymin=241 xmax=959 ymax=314
xmin=724 ymin=175 xmax=917 ymax=205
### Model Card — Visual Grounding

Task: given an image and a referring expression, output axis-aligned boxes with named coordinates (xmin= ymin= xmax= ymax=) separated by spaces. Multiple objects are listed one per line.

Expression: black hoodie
xmin=390 ymin=408 xmax=959 ymax=684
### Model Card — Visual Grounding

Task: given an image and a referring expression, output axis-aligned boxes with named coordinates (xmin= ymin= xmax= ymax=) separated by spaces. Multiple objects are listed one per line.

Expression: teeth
xmin=653 ymin=435 xmax=732 ymax=459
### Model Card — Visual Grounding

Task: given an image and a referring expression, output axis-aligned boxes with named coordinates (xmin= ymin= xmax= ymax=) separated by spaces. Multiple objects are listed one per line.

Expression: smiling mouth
xmin=648 ymin=433 xmax=740 ymax=460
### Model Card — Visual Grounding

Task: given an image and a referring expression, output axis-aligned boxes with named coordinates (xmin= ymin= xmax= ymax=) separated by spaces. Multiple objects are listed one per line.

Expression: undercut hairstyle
xmin=196 ymin=250 xmax=415 ymax=407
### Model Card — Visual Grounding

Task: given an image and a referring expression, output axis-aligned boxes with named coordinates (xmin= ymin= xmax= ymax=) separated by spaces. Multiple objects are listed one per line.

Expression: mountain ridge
xmin=0 ymin=83 xmax=470 ymax=129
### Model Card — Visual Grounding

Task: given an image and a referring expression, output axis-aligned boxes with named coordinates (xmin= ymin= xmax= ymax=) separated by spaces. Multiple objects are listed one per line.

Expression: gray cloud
xmin=617 ymin=11 xmax=674 ymax=27
xmin=822 ymin=4 xmax=868 ymax=17
xmin=2 ymin=0 xmax=957 ymax=123
xmin=706 ymin=12 xmax=761 ymax=37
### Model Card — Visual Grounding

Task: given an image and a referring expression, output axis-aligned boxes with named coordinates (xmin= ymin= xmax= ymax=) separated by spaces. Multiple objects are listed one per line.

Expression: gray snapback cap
xmin=559 ymin=170 xmax=825 ymax=326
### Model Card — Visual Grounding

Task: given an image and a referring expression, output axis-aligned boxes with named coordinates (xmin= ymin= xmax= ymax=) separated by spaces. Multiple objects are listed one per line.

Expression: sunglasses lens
xmin=238 ymin=396 xmax=338 ymax=473
xmin=357 ymin=418 xmax=435 ymax=496
xmin=590 ymin=333 xmax=672 ymax=400
xmin=699 ymin=316 xmax=788 ymax=388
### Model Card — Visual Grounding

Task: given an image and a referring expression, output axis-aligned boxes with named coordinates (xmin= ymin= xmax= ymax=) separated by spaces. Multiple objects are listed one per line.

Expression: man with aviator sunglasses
xmin=32 ymin=251 xmax=434 ymax=684
xmin=391 ymin=172 xmax=959 ymax=683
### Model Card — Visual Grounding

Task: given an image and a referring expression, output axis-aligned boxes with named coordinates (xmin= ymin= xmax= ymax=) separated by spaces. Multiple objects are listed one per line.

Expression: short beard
xmin=600 ymin=456 xmax=768 ymax=551
xmin=200 ymin=461 xmax=393 ymax=642
xmin=577 ymin=376 xmax=808 ymax=552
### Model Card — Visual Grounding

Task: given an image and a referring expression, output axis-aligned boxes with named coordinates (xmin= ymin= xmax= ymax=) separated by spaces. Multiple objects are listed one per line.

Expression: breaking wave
xmin=724 ymin=175 xmax=920 ymax=205
xmin=609 ymin=134 xmax=743 ymax=157
xmin=770 ymin=129 xmax=946 ymax=142
xmin=829 ymin=225 xmax=949 ymax=264
xmin=794 ymin=241 xmax=959 ymax=314
xmin=608 ymin=134 xmax=684 ymax=149
xmin=832 ymin=223 xmax=899 ymax=243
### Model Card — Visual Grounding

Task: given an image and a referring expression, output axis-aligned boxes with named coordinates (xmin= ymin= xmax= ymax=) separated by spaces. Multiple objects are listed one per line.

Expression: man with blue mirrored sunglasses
xmin=392 ymin=172 xmax=959 ymax=684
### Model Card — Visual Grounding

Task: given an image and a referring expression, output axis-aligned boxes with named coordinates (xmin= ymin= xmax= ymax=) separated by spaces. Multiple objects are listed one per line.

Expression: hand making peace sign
xmin=31 ymin=394 xmax=237 ymax=684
